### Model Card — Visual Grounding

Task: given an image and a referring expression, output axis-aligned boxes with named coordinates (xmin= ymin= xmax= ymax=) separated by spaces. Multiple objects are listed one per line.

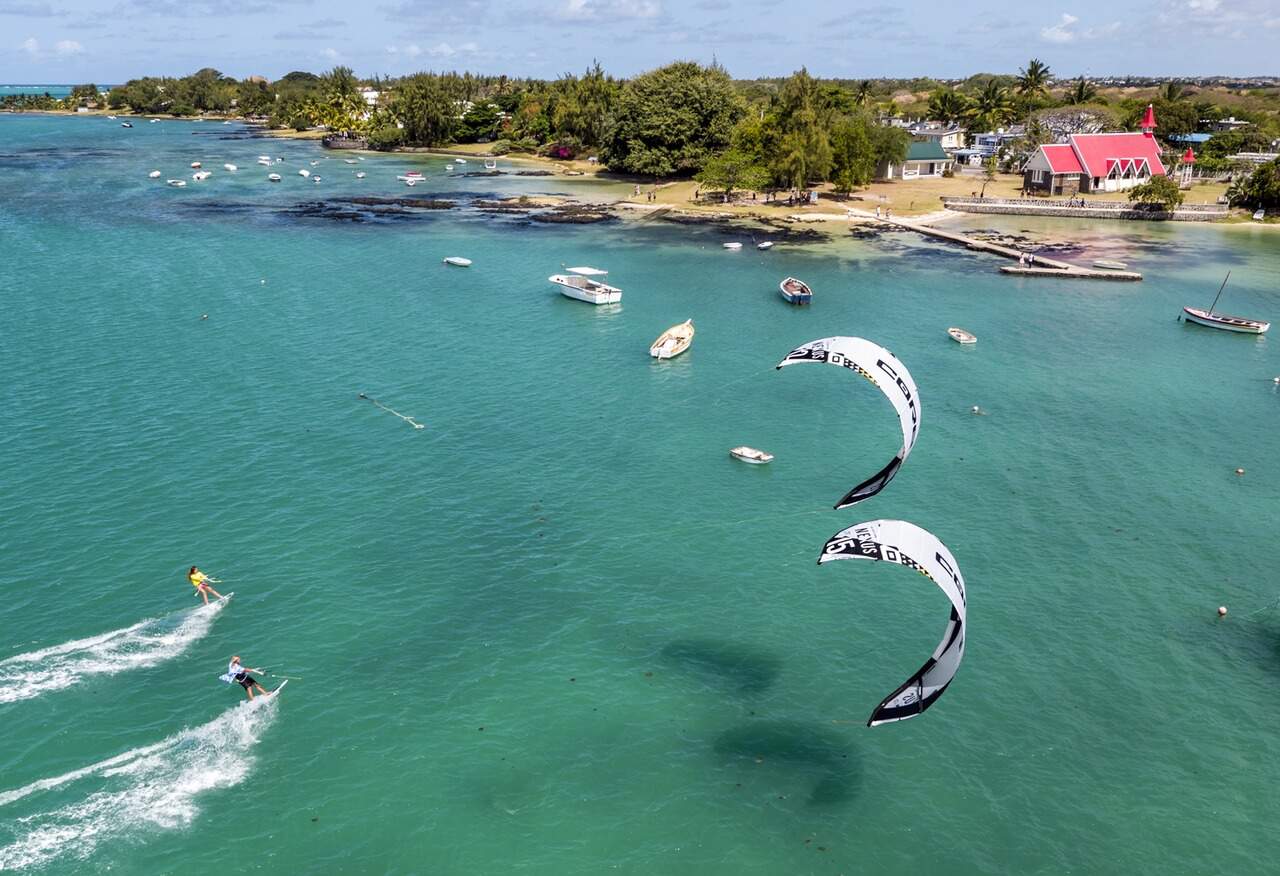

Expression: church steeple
xmin=1140 ymin=104 xmax=1157 ymax=137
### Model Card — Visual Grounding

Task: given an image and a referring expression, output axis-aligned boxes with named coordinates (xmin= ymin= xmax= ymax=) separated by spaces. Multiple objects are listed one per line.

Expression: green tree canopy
xmin=601 ymin=61 xmax=743 ymax=177
xmin=1128 ymin=175 xmax=1185 ymax=210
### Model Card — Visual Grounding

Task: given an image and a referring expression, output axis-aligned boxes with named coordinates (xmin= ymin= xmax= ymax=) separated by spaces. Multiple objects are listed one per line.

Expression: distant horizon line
xmin=4 ymin=72 xmax=1279 ymax=86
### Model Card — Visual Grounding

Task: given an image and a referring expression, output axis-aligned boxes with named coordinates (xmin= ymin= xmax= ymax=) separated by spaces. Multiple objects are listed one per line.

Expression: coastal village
xmin=6 ymin=64 xmax=1278 ymax=234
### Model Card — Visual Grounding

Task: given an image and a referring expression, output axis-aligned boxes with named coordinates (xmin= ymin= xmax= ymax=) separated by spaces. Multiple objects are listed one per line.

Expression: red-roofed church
xmin=1022 ymin=105 xmax=1167 ymax=195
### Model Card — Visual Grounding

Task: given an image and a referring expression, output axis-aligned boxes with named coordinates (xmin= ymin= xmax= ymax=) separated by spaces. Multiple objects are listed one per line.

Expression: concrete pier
xmin=873 ymin=214 xmax=1144 ymax=281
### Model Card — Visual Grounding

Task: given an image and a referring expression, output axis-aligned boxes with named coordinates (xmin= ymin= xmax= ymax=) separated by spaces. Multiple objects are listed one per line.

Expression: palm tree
xmin=1017 ymin=59 xmax=1052 ymax=98
xmin=1064 ymin=77 xmax=1098 ymax=105
xmin=1159 ymin=81 xmax=1185 ymax=102
xmin=853 ymin=80 xmax=873 ymax=107
xmin=928 ymin=88 xmax=969 ymax=125
xmin=966 ymin=80 xmax=1015 ymax=132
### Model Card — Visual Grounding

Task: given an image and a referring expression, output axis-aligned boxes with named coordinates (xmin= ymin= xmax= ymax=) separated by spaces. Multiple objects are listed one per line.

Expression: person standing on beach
xmin=220 ymin=655 xmax=273 ymax=700
xmin=187 ymin=566 xmax=224 ymax=605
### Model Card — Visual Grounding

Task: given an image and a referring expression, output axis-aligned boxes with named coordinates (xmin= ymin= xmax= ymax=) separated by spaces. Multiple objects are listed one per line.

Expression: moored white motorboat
xmin=397 ymin=171 xmax=424 ymax=184
xmin=148 ymin=170 xmax=161 ymax=178
xmin=1180 ymin=272 xmax=1270 ymax=334
xmin=107 ymin=115 xmax=117 ymax=120
xmin=257 ymin=158 xmax=272 ymax=166
xmin=298 ymin=169 xmax=310 ymax=177
xmin=166 ymin=178 xmax=186 ymax=187
xmin=192 ymin=170 xmax=212 ymax=181
xmin=1092 ymin=259 xmax=1128 ymax=270
xmin=779 ymin=276 xmax=812 ymax=304
xmin=120 ymin=121 xmax=133 ymax=128
xmin=454 ymin=158 xmax=466 ymax=164
xmin=355 ymin=172 xmax=366 ymax=179
xmin=484 ymin=159 xmax=497 ymax=170
xmin=149 ymin=118 xmax=160 ymax=123
xmin=1254 ymin=209 xmax=1267 ymax=221
xmin=723 ymin=242 xmax=743 ymax=250
xmin=757 ymin=241 xmax=774 ymax=250
xmin=948 ymin=327 xmax=977 ymax=344
xmin=344 ymin=159 xmax=358 ymax=164
xmin=443 ymin=256 xmax=472 ymax=267
xmin=549 ymin=266 xmax=622 ymax=304
xmin=267 ymin=173 xmax=282 ymax=182
xmin=190 ymin=161 xmax=202 ymax=168
xmin=312 ymin=175 xmax=322 ymax=182
xmin=649 ymin=319 xmax=694 ymax=359
xmin=223 ymin=163 xmax=237 ymax=172
xmin=729 ymin=446 xmax=774 ymax=464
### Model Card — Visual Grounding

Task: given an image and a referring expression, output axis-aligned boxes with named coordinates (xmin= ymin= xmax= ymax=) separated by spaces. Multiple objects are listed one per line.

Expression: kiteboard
xmin=218 ymin=592 xmax=234 ymax=603
xmin=271 ymin=679 xmax=288 ymax=697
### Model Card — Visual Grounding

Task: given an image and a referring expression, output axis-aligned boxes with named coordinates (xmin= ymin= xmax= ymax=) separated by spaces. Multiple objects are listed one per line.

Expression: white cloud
xmin=385 ymin=43 xmax=423 ymax=57
xmin=1040 ymin=13 xmax=1079 ymax=43
xmin=1039 ymin=12 xmax=1120 ymax=43
xmin=427 ymin=41 xmax=477 ymax=57
xmin=20 ymin=36 xmax=39 ymax=55
xmin=320 ymin=46 xmax=339 ymax=59
xmin=557 ymin=0 xmax=660 ymax=20
xmin=1186 ymin=0 xmax=1220 ymax=11
xmin=54 ymin=38 xmax=82 ymax=54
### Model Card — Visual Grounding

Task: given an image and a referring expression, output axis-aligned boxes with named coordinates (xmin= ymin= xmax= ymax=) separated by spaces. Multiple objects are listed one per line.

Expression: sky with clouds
xmin=1 ymin=0 xmax=1278 ymax=82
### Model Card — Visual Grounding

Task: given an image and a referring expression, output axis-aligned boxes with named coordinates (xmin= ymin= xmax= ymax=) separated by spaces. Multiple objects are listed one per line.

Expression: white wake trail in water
xmin=0 ymin=599 xmax=229 ymax=705
xmin=0 ymin=696 xmax=279 ymax=870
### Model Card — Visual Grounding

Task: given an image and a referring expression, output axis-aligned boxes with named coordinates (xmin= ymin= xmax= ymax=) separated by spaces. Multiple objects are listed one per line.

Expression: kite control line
xmin=359 ymin=392 xmax=426 ymax=430
xmin=269 ymin=673 xmax=303 ymax=681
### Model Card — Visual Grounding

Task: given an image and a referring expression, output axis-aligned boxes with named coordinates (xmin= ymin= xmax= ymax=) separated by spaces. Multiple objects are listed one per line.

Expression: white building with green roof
xmin=877 ymin=140 xmax=954 ymax=180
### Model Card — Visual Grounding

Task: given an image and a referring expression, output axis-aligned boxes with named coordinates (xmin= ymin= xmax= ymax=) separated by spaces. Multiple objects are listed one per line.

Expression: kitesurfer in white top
xmin=222 ymin=655 xmax=273 ymax=700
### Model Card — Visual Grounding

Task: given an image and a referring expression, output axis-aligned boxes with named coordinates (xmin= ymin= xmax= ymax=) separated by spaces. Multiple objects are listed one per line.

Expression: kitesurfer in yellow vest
xmin=187 ymin=566 xmax=225 ymax=605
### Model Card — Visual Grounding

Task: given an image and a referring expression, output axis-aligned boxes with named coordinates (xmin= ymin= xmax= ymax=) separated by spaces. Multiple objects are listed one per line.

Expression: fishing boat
xmin=267 ymin=173 xmax=282 ymax=182
xmin=484 ymin=159 xmax=497 ymax=170
xmin=396 ymin=171 xmax=424 ymax=184
xmin=166 ymin=179 xmax=186 ymax=187
xmin=443 ymin=256 xmax=472 ymax=267
xmin=1180 ymin=272 xmax=1270 ymax=334
xmin=355 ymin=172 xmax=366 ymax=179
xmin=947 ymin=327 xmax=977 ymax=344
xmin=312 ymin=175 xmax=322 ymax=182
xmin=1092 ymin=259 xmax=1128 ymax=270
xmin=549 ymin=266 xmax=622 ymax=305
xmin=1254 ymin=209 xmax=1267 ymax=221
xmin=298 ymin=169 xmax=310 ymax=177
xmin=107 ymin=115 xmax=117 ymax=120
xmin=149 ymin=118 xmax=159 ymax=123
xmin=192 ymin=171 xmax=212 ymax=181
xmin=723 ymin=242 xmax=743 ymax=250
xmin=190 ymin=161 xmax=202 ymax=168
xmin=454 ymin=158 xmax=467 ymax=164
xmin=257 ymin=157 xmax=272 ymax=166
xmin=779 ymin=277 xmax=812 ymax=305
xmin=729 ymin=446 xmax=774 ymax=464
xmin=148 ymin=170 xmax=161 ymax=178
xmin=120 ymin=121 xmax=133 ymax=128
xmin=649 ymin=319 xmax=694 ymax=359
xmin=757 ymin=241 xmax=774 ymax=250
xmin=223 ymin=163 xmax=237 ymax=172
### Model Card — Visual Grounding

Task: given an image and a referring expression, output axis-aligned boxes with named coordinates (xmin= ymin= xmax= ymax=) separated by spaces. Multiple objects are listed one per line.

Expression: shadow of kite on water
xmin=660 ymin=638 xmax=782 ymax=695
xmin=713 ymin=721 xmax=860 ymax=807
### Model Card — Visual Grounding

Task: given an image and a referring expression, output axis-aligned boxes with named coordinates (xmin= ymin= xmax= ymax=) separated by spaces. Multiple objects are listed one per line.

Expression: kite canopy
xmin=776 ymin=336 xmax=921 ymax=508
xmin=818 ymin=519 xmax=966 ymax=726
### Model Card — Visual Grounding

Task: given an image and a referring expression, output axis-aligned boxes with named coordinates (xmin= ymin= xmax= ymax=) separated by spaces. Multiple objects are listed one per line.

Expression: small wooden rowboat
xmin=780 ymin=277 xmax=812 ymax=304
xmin=948 ymin=327 xmax=977 ymax=344
xmin=1181 ymin=307 xmax=1269 ymax=334
xmin=650 ymin=319 xmax=694 ymax=359
xmin=729 ymin=446 xmax=774 ymax=464
xmin=1180 ymin=272 xmax=1270 ymax=334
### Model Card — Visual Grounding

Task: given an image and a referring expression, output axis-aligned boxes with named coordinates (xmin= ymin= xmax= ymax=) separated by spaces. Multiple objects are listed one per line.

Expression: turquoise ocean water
xmin=1 ymin=114 xmax=1278 ymax=874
